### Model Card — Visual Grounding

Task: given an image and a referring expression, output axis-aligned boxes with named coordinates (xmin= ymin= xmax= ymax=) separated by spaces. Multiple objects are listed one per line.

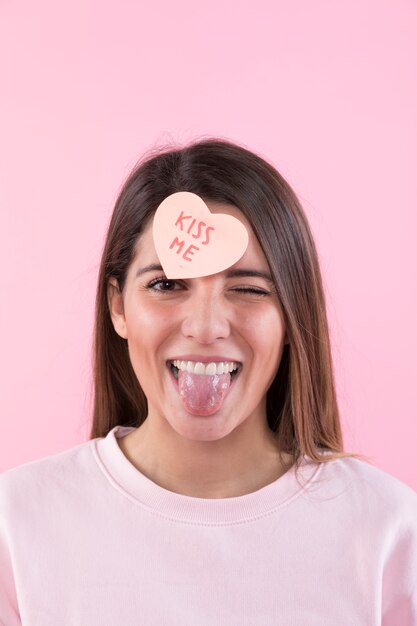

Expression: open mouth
xmin=166 ymin=361 xmax=242 ymax=383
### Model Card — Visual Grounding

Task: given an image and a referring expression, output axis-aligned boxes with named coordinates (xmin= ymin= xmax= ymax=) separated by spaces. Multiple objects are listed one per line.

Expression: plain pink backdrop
xmin=1 ymin=0 xmax=416 ymax=489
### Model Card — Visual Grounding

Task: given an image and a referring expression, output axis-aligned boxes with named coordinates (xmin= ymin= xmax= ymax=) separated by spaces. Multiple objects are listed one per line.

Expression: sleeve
xmin=0 ymin=480 xmax=22 ymax=626
xmin=381 ymin=491 xmax=417 ymax=626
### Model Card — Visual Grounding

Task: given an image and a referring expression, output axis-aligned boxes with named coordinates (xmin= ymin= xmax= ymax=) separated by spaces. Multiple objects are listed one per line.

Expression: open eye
xmin=147 ymin=276 xmax=183 ymax=292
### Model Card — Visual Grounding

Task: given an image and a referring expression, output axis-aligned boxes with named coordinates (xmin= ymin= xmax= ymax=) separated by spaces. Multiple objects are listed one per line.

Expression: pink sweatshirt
xmin=1 ymin=424 xmax=416 ymax=625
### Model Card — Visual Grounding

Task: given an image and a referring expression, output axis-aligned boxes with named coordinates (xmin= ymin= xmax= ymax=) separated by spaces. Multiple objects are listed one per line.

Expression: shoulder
xmin=316 ymin=452 xmax=417 ymax=527
xmin=0 ymin=437 xmax=99 ymax=516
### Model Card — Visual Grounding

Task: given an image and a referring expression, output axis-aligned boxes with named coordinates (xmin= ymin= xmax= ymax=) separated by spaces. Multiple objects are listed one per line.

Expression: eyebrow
xmin=135 ymin=263 xmax=164 ymax=277
xmin=135 ymin=264 xmax=273 ymax=283
xmin=225 ymin=268 xmax=273 ymax=282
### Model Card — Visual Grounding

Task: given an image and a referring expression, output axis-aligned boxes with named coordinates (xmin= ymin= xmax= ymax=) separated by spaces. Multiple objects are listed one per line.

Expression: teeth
xmin=194 ymin=362 xmax=205 ymax=375
xmin=171 ymin=360 xmax=240 ymax=376
xmin=205 ymin=362 xmax=217 ymax=375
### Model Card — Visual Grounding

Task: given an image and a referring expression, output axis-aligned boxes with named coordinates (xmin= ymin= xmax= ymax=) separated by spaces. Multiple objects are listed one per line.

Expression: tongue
xmin=177 ymin=370 xmax=231 ymax=415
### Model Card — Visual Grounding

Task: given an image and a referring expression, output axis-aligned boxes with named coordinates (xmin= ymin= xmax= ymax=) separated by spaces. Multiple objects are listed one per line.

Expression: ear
xmin=107 ymin=277 xmax=128 ymax=339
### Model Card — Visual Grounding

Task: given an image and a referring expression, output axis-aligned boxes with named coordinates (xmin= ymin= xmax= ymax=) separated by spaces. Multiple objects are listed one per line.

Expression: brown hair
xmin=89 ymin=137 xmax=370 ymax=478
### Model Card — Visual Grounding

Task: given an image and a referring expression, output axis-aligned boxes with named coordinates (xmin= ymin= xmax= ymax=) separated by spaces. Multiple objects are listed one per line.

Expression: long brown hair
xmin=89 ymin=137 xmax=370 ymax=476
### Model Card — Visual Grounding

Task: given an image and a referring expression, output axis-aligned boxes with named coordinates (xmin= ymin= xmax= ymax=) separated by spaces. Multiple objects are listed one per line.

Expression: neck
xmin=117 ymin=410 xmax=293 ymax=499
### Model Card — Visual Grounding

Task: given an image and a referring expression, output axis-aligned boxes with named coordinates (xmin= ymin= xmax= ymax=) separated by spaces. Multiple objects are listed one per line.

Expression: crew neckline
xmin=92 ymin=425 xmax=324 ymax=525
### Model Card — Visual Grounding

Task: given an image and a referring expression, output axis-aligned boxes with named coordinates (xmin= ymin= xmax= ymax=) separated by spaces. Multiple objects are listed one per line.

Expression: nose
xmin=180 ymin=283 xmax=231 ymax=343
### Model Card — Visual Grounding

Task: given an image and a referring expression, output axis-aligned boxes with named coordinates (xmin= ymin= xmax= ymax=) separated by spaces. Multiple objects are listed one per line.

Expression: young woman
xmin=1 ymin=138 xmax=416 ymax=625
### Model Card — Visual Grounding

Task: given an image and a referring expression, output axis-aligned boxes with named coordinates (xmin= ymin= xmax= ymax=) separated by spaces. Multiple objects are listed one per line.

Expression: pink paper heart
xmin=152 ymin=192 xmax=249 ymax=279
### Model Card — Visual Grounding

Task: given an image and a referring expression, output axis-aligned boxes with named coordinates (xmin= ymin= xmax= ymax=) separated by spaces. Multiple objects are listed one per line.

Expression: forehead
xmin=132 ymin=200 xmax=269 ymax=273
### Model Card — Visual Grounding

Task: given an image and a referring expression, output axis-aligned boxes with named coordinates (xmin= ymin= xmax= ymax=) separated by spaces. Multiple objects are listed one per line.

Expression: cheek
xmin=238 ymin=305 xmax=285 ymax=343
xmin=123 ymin=303 xmax=172 ymax=393
xmin=124 ymin=301 xmax=173 ymax=353
xmin=241 ymin=308 xmax=286 ymax=377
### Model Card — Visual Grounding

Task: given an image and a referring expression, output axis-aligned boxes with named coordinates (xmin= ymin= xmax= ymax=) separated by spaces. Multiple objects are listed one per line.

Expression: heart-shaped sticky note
xmin=152 ymin=191 xmax=249 ymax=279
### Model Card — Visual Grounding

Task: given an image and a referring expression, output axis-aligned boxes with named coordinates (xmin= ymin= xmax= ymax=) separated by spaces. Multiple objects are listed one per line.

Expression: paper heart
xmin=152 ymin=191 xmax=249 ymax=279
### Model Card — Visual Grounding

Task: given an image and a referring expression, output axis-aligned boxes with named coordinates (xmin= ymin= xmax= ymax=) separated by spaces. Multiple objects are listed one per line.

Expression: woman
xmin=1 ymin=138 xmax=416 ymax=625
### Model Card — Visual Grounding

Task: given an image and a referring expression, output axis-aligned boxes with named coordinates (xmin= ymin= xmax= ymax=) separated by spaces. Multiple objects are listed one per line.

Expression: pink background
xmin=1 ymin=1 xmax=416 ymax=489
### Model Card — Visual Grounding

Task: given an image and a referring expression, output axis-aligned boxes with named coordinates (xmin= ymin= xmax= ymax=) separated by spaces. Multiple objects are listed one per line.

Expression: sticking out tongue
xmin=177 ymin=370 xmax=231 ymax=415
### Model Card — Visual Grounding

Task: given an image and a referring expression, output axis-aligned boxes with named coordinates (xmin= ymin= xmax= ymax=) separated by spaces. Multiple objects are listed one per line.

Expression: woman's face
xmin=108 ymin=202 xmax=288 ymax=442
